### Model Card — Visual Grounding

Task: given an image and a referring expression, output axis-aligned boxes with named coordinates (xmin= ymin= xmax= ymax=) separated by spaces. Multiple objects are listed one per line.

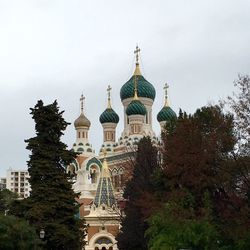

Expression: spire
xmin=101 ymin=150 xmax=110 ymax=178
xmin=80 ymin=94 xmax=85 ymax=114
xmin=107 ymin=85 xmax=112 ymax=109
xmin=164 ymin=83 xmax=170 ymax=107
xmin=94 ymin=150 xmax=115 ymax=207
xmin=133 ymin=45 xmax=142 ymax=76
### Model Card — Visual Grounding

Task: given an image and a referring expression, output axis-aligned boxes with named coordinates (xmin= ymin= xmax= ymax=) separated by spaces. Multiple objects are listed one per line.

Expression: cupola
xmin=157 ymin=84 xmax=177 ymax=124
xmin=120 ymin=46 xmax=156 ymax=101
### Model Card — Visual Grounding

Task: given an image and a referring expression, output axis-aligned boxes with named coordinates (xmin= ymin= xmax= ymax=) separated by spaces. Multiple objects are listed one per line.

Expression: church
xmin=66 ymin=46 xmax=177 ymax=250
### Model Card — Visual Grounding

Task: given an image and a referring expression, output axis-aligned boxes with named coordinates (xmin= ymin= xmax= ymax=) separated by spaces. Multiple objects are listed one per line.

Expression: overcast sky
xmin=0 ymin=0 xmax=250 ymax=177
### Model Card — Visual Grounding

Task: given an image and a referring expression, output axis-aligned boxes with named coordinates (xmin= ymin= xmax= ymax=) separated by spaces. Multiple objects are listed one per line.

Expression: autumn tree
xmin=147 ymin=105 xmax=250 ymax=249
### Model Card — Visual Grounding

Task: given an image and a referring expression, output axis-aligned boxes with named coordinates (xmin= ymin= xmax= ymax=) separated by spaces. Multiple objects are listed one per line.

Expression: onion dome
xmin=157 ymin=83 xmax=177 ymax=122
xmin=99 ymin=85 xmax=119 ymax=124
xmin=157 ymin=106 xmax=177 ymax=122
xmin=120 ymin=46 xmax=156 ymax=101
xmin=99 ymin=108 xmax=119 ymax=124
xmin=74 ymin=113 xmax=91 ymax=128
xmin=74 ymin=94 xmax=91 ymax=128
xmin=120 ymin=74 xmax=156 ymax=101
xmin=126 ymin=99 xmax=147 ymax=116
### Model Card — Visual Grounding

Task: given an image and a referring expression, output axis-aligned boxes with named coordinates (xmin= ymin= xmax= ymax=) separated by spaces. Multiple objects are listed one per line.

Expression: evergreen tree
xmin=24 ymin=100 xmax=85 ymax=249
xmin=117 ymin=137 xmax=158 ymax=250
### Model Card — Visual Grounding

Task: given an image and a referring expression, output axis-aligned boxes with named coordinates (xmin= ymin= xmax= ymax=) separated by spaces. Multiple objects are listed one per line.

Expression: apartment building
xmin=6 ymin=168 xmax=31 ymax=198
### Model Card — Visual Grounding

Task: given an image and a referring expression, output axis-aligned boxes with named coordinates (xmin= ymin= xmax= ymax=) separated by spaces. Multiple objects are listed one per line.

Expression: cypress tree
xmin=117 ymin=137 xmax=158 ymax=250
xmin=25 ymin=100 xmax=85 ymax=249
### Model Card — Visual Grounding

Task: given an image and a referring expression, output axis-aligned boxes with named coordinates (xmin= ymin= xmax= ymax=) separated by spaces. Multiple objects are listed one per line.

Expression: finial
xmin=133 ymin=45 xmax=142 ymax=76
xmin=134 ymin=45 xmax=140 ymax=64
xmin=80 ymin=94 xmax=85 ymax=113
xmin=107 ymin=85 xmax=112 ymax=109
xmin=163 ymin=83 xmax=170 ymax=107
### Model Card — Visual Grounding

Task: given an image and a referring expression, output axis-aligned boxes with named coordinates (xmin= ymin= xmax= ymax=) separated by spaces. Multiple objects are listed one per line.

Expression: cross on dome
xmin=107 ymin=85 xmax=112 ymax=109
xmin=134 ymin=45 xmax=141 ymax=64
xmin=80 ymin=94 xmax=85 ymax=113
xmin=164 ymin=83 xmax=170 ymax=107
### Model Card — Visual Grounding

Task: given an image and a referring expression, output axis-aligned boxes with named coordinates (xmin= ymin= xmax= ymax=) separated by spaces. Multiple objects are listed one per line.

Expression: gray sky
xmin=1 ymin=0 xmax=250 ymax=177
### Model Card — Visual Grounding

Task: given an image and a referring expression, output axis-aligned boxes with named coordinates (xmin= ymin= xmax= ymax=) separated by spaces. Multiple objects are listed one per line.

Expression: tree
xmin=146 ymin=105 xmax=250 ymax=249
xmin=117 ymin=137 xmax=159 ymax=250
xmin=0 ymin=189 xmax=18 ymax=215
xmin=226 ymin=74 xmax=250 ymax=154
xmin=0 ymin=214 xmax=42 ymax=250
xmin=24 ymin=100 xmax=85 ymax=249
xmin=224 ymin=75 xmax=250 ymax=202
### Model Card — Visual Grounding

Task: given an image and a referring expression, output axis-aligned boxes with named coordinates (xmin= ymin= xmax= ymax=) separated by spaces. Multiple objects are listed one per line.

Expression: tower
xmin=99 ymin=85 xmax=119 ymax=156
xmin=85 ymin=153 xmax=119 ymax=250
xmin=119 ymin=46 xmax=156 ymax=145
xmin=73 ymin=94 xmax=94 ymax=157
xmin=157 ymin=83 xmax=177 ymax=130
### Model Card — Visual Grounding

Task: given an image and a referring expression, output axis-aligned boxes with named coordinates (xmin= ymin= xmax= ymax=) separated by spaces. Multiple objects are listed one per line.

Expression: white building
xmin=6 ymin=167 xmax=31 ymax=198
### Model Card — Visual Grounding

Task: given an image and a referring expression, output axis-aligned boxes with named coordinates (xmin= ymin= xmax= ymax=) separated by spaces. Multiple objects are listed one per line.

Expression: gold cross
xmin=164 ymin=83 xmax=169 ymax=99
xmin=134 ymin=45 xmax=141 ymax=64
xmin=80 ymin=94 xmax=85 ymax=113
xmin=107 ymin=85 xmax=111 ymax=100
xmin=107 ymin=85 xmax=112 ymax=108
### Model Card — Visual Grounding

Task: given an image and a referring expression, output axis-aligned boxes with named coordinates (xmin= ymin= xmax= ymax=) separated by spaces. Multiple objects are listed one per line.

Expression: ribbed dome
xmin=157 ymin=106 xmax=177 ymax=122
xmin=120 ymin=75 xmax=156 ymax=101
xmin=74 ymin=113 xmax=91 ymax=128
xmin=99 ymin=108 xmax=119 ymax=124
xmin=126 ymin=100 xmax=147 ymax=116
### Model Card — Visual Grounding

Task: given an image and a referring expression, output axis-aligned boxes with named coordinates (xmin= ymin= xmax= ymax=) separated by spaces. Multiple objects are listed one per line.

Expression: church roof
xmin=120 ymin=74 xmax=156 ymax=101
xmin=99 ymin=108 xmax=119 ymax=124
xmin=94 ymin=158 xmax=115 ymax=207
xmin=74 ymin=113 xmax=91 ymax=128
xmin=157 ymin=106 xmax=177 ymax=122
xmin=126 ymin=99 xmax=147 ymax=116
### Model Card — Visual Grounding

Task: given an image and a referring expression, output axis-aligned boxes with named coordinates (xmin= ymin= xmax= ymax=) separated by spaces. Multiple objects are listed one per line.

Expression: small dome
xmin=99 ymin=108 xmax=119 ymax=124
xmin=120 ymin=75 xmax=156 ymax=101
xmin=157 ymin=106 xmax=177 ymax=122
xmin=126 ymin=100 xmax=147 ymax=116
xmin=74 ymin=113 xmax=91 ymax=128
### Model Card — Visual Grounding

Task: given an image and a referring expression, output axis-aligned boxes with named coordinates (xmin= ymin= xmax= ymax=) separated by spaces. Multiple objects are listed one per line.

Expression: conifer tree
xmin=25 ymin=100 xmax=85 ymax=249
xmin=117 ymin=137 xmax=158 ymax=250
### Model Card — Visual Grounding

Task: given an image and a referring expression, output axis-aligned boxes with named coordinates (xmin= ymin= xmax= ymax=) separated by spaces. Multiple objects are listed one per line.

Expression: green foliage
xmin=23 ymin=100 xmax=85 ymax=249
xmin=0 ymin=189 xmax=18 ymax=214
xmin=147 ymin=197 xmax=221 ymax=250
xmin=146 ymin=105 xmax=250 ymax=250
xmin=117 ymin=137 xmax=159 ymax=250
xmin=0 ymin=214 xmax=42 ymax=249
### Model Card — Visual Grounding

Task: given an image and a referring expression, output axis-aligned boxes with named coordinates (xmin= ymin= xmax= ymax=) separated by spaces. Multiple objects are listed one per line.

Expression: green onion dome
xmin=74 ymin=113 xmax=91 ymax=128
xmin=99 ymin=108 xmax=119 ymax=124
xmin=126 ymin=99 xmax=147 ymax=116
xmin=157 ymin=106 xmax=177 ymax=122
xmin=120 ymin=74 xmax=156 ymax=101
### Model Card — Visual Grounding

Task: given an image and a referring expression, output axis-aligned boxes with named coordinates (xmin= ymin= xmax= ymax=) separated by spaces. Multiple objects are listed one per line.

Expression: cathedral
xmin=67 ymin=46 xmax=176 ymax=250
